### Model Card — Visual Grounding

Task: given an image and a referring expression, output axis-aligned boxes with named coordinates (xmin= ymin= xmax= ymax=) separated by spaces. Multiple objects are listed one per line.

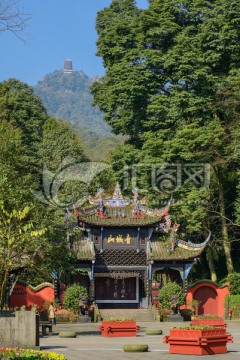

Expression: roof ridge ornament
xmin=112 ymin=182 xmax=124 ymax=200
xmin=172 ymin=232 xmax=211 ymax=251
xmin=107 ymin=182 xmax=129 ymax=207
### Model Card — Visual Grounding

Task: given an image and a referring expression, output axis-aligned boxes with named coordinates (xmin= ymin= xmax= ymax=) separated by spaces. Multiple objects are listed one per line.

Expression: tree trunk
xmin=213 ymin=166 xmax=234 ymax=275
xmin=205 ymin=247 xmax=217 ymax=282
xmin=0 ymin=270 xmax=8 ymax=309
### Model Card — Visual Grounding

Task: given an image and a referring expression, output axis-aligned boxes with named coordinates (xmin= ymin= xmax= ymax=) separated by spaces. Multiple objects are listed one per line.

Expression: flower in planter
xmin=173 ymin=325 xmax=215 ymax=330
xmin=99 ymin=317 xmax=140 ymax=337
xmin=104 ymin=317 xmax=135 ymax=322
xmin=164 ymin=324 xmax=232 ymax=355
xmin=194 ymin=315 xmax=221 ymax=319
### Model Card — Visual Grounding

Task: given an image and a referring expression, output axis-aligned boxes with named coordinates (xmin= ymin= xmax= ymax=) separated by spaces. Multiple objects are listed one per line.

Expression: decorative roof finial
xmin=112 ymin=182 xmax=124 ymax=200
xmin=107 ymin=183 xmax=129 ymax=207
xmin=132 ymin=188 xmax=139 ymax=203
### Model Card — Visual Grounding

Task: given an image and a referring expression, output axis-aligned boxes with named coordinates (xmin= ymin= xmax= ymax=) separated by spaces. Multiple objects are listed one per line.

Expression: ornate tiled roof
xmin=73 ymin=238 xmax=94 ymax=260
xmin=77 ymin=206 xmax=168 ymax=227
xmin=150 ymin=238 xmax=205 ymax=261
xmin=75 ymin=183 xmax=171 ymax=228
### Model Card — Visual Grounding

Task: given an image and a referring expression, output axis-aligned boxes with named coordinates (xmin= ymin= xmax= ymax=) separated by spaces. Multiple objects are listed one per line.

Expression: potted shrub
xmin=158 ymin=307 xmax=170 ymax=322
xmin=158 ymin=281 xmax=185 ymax=319
xmin=186 ymin=299 xmax=200 ymax=319
xmin=69 ymin=311 xmax=78 ymax=323
xmin=63 ymin=284 xmax=88 ymax=318
xmin=163 ymin=325 xmax=233 ymax=355
xmin=191 ymin=315 xmax=227 ymax=328
xmin=55 ymin=308 xmax=71 ymax=322
xmin=98 ymin=317 xmax=140 ymax=337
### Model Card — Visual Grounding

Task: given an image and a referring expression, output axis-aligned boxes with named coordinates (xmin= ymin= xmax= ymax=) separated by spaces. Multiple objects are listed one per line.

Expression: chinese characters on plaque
xmin=107 ymin=234 xmax=131 ymax=244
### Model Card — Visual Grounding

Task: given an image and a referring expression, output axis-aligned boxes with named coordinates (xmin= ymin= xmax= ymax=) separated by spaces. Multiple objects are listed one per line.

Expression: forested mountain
xmin=34 ymin=70 xmax=123 ymax=160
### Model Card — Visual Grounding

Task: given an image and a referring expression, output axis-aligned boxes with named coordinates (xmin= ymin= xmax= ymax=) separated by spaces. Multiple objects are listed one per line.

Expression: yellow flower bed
xmin=0 ymin=346 xmax=67 ymax=359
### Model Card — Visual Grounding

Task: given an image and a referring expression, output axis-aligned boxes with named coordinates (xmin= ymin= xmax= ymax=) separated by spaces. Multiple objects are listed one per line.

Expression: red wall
xmin=152 ymin=280 xmax=229 ymax=317
xmin=186 ymin=281 xmax=229 ymax=317
xmin=10 ymin=283 xmax=54 ymax=311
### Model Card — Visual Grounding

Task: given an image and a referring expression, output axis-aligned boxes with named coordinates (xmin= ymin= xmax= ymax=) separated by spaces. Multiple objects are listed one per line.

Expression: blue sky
xmin=0 ymin=0 xmax=148 ymax=86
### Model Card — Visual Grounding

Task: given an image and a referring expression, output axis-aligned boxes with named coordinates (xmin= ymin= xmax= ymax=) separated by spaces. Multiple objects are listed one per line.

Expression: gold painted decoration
xmin=107 ymin=234 xmax=132 ymax=244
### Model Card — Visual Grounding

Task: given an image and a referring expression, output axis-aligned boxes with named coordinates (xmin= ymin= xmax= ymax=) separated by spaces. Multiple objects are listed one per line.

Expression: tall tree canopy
xmin=92 ymin=0 xmax=240 ymax=279
xmin=0 ymin=79 xmax=88 ymax=305
xmin=0 ymin=79 xmax=48 ymax=207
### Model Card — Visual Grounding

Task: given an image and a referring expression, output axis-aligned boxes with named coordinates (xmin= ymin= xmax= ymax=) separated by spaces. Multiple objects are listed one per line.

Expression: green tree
xmin=228 ymin=273 xmax=240 ymax=295
xmin=0 ymin=79 xmax=48 ymax=208
xmin=63 ymin=284 xmax=88 ymax=313
xmin=0 ymin=79 xmax=87 ymax=291
xmin=158 ymin=281 xmax=185 ymax=310
xmin=0 ymin=203 xmax=46 ymax=307
xmin=92 ymin=0 xmax=240 ymax=278
xmin=40 ymin=117 xmax=87 ymax=170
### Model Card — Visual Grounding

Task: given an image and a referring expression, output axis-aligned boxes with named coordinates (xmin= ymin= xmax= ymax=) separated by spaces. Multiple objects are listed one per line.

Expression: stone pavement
xmin=40 ymin=320 xmax=240 ymax=360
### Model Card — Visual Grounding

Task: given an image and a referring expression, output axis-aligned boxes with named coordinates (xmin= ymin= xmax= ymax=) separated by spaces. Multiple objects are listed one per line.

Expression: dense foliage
xmin=0 ymin=79 xmax=87 ymax=306
xmin=63 ymin=284 xmax=88 ymax=313
xmin=228 ymin=273 xmax=240 ymax=295
xmin=224 ymin=294 xmax=240 ymax=319
xmin=158 ymin=281 xmax=185 ymax=309
xmin=92 ymin=0 xmax=240 ymax=280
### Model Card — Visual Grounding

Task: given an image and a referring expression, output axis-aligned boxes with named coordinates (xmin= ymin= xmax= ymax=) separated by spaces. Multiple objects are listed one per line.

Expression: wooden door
xmin=193 ymin=286 xmax=218 ymax=315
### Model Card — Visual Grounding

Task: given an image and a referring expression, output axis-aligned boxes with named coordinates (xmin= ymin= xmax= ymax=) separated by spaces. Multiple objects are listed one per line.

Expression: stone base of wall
xmin=0 ymin=310 xmax=39 ymax=349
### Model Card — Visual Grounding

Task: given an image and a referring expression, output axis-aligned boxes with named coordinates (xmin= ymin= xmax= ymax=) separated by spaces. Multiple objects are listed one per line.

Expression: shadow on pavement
xmin=41 ymin=346 xmax=67 ymax=350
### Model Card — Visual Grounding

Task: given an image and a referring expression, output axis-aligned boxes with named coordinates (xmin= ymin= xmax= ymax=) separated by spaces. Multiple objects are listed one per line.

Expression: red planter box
xmin=163 ymin=328 xmax=233 ymax=355
xmin=98 ymin=321 xmax=140 ymax=337
xmin=191 ymin=318 xmax=227 ymax=328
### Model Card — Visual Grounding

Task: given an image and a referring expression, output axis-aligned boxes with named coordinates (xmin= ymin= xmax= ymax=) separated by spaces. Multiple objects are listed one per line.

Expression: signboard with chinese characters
xmin=95 ymin=277 xmax=138 ymax=303
xmin=103 ymin=229 xmax=137 ymax=248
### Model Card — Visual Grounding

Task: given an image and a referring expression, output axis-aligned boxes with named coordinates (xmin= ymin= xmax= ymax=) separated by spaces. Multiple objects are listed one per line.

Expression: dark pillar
xmin=182 ymin=264 xmax=186 ymax=292
xmin=54 ymin=279 xmax=60 ymax=301
xmin=100 ymin=227 xmax=103 ymax=252
xmin=137 ymin=227 xmax=140 ymax=253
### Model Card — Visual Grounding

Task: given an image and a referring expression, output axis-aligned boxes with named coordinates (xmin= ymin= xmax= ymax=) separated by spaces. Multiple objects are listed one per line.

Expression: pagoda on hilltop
xmin=71 ymin=184 xmax=210 ymax=309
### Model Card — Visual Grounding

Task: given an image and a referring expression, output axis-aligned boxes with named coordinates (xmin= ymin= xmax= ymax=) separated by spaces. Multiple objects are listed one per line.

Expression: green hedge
xmin=55 ymin=315 xmax=70 ymax=322
xmin=104 ymin=317 xmax=134 ymax=322
xmin=224 ymin=294 xmax=240 ymax=319
xmin=228 ymin=273 xmax=240 ymax=295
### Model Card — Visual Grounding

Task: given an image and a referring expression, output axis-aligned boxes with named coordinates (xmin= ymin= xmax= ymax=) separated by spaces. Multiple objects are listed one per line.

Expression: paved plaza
xmin=40 ymin=320 xmax=240 ymax=360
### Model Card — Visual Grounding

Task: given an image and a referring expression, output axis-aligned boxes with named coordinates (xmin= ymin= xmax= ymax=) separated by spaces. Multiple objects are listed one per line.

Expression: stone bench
xmin=40 ymin=322 xmax=52 ymax=335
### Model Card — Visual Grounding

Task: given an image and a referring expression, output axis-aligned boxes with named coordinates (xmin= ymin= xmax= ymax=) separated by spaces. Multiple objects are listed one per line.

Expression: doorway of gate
xmin=194 ymin=286 xmax=218 ymax=315
xmin=186 ymin=281 xmax=229 ymax=317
